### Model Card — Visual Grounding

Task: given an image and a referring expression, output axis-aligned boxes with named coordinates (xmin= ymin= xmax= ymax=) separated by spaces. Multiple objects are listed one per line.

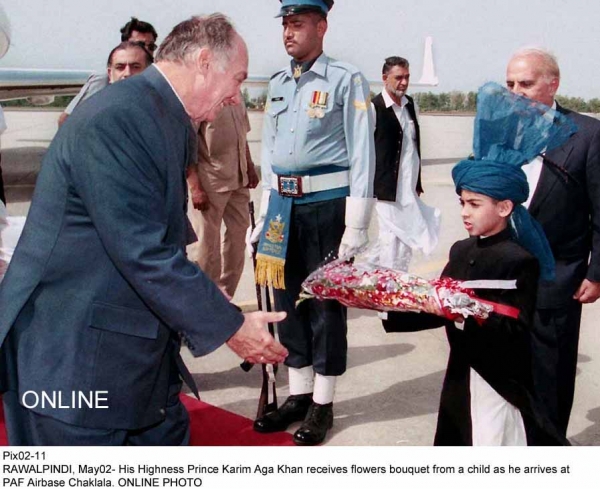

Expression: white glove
xmin=245 ymin=189 xmax=271 ymax=257
xmin=339 ymin=196 xmax=375 ymax=258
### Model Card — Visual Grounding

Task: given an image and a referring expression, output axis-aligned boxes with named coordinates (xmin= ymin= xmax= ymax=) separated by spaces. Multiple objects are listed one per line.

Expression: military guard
xmin=247 ymin=0 xmax=376 ymax=445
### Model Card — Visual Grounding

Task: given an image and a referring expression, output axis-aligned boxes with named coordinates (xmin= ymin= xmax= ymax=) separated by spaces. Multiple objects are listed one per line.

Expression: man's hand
xmin=186 ymin=162 xmax=209 ymax=211
xmin=190 ymin=187 xmax=210 ymax=211
xmin=246 ymin=162 xmax=259 ymax=189
xmin=226 ymin=311 xmax=288 ymax=364
xmin=573 ymin=279 xmax=600 ymax=303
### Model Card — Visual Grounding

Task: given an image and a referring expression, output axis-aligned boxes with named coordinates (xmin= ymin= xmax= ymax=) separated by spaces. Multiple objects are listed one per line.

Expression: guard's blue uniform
xmin=261 ymin=53 xmax=374 ymax=198
xmin=260 ymin=53 xmax=375 ymax=375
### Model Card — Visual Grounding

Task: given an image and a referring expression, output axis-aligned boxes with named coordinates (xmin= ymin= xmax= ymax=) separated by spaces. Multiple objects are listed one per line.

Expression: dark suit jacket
xmin=529 ymin=105 xmax=600 ymax=308
xmin=0 ymin=66 xmax=244 ymax=430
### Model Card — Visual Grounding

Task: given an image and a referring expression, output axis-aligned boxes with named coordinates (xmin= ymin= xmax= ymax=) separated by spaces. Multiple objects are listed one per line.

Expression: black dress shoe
xmin=253 ymin=394 xmax=312 ymax=433
xmin=293 ymin=402 xmax=333 ymax=446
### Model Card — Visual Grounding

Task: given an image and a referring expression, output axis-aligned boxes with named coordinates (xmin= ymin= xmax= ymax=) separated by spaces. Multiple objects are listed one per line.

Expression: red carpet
xmin=0 ymin=394 xmax=294 ymax=446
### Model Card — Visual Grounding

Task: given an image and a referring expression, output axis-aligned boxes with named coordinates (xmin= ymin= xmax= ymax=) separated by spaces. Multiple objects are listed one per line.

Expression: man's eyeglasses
xmin=132 ymin=41 xmax=157 ymax=53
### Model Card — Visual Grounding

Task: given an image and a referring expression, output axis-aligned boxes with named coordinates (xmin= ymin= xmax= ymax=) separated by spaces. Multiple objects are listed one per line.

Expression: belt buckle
xmin=277 ymin=175 xmax=303 ymax=197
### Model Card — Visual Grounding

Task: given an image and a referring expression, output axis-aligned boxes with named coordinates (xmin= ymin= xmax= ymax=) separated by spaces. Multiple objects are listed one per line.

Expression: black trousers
xmin=530 ymin=300 xmax=582 ymax=436
xmin=274 ymin=198 xmax=347 ymax=376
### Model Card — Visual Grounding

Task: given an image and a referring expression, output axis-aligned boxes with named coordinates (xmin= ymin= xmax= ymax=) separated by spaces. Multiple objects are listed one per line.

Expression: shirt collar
xmin=153 ymin=63 xmax=187 ymax=113
xmin=477 ymin=227 xmax=512 ymax=248
xmin=138 ymin=65 xmax=195 ymax=130
xmin=285 ymin=52 xmax=328 ymax=79
xmin=538 ymin=100 xmax=559 ymax=125
xmin=382 ymin=88 xmax=408 ymax=109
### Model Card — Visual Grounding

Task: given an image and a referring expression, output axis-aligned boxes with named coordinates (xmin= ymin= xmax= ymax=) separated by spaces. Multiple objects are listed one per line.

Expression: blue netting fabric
xmin=452 ymin=82 xmax=578 ymax=281
xmin=473 ymin=82 xmax=577 ymax=163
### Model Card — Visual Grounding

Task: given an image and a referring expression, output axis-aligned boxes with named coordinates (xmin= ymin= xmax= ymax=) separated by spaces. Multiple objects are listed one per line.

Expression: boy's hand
xmin=425 ymin=296 xmax=464 ymax=322
xmin=422 ymin=296 xmax=444 ymax=316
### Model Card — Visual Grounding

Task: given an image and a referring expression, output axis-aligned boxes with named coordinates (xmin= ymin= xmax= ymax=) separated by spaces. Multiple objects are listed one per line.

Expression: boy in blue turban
xmin=383 ymin=83 xmax=575 ymax=445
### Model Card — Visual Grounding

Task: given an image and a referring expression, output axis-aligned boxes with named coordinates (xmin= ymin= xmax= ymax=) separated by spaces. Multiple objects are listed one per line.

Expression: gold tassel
xmin=255 ymin=255 xmax=286 ymax=289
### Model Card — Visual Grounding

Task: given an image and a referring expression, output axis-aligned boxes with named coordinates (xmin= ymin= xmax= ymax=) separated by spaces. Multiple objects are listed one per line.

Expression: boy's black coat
xmin=383 ymin=229 xmax=567 ymax=445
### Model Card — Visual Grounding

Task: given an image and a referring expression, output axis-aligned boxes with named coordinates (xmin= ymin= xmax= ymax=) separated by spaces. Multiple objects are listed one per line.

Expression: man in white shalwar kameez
xmin=369 ymin=56 xmax=440 ymax=272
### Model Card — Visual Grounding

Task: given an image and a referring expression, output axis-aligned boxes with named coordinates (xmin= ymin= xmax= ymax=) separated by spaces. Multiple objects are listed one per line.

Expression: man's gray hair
xmin=511 ymin=47 xmax=560 ymax=80
xmin=155 ymin=14 xmax=237 ymax=68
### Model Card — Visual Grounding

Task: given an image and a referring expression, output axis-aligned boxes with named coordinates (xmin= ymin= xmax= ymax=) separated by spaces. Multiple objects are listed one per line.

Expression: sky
xmin=2 ymin=0 xmax=600 ymax=98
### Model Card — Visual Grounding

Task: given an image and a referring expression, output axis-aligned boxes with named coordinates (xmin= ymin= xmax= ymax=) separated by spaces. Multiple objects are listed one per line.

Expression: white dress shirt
xmin=522 ymin=101 xmax=557 ymax=208
xmin=368 ymin=89 xmax=440 ymax=269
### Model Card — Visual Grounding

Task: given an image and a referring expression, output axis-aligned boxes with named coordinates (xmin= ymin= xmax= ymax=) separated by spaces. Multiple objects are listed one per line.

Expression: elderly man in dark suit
xmin=506 ymin=47 xmax=600 ymax=437
xmin=0 ymin=14 xmax=287 ymax=446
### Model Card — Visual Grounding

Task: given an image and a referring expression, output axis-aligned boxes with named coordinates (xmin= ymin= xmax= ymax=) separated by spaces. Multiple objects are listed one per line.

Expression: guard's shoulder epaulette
xmin=270 ymin=68 xmax=287 ymax=80
xmin=328 ymin=58 xmax=362 ymax=76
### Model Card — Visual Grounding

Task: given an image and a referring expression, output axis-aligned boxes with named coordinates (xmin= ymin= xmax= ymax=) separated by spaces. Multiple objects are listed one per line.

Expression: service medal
xmin=308 ymin=91 xmax=328 ymax=119
xmin=311 ymin=90 xmax=329 ymax=109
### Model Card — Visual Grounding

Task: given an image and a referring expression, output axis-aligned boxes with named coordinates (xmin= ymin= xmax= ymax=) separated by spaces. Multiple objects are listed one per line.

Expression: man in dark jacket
xmin=506 ymin=47 xmax=600 ymax=436
xmin=0 ymin=14 xmax=287 ymax=446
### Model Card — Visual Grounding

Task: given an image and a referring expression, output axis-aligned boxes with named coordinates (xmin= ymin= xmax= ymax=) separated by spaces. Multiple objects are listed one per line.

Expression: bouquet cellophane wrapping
xmin=300 ymin=258 xmax=495 ymax=321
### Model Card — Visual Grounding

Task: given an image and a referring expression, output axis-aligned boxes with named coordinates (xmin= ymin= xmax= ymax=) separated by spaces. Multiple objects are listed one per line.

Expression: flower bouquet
xmin=300 ymin=258 xmax=519 ymax=321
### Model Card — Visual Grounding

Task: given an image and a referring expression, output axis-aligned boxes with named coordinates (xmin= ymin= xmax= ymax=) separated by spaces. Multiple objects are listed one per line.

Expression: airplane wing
xmin=0 ymin=4 xmax=91 ymax=102
xmin=0 ymin=3 xmax=266 ymax=104
xmin=1 ymin=0 xmax=437 ymax=103
xmin=0 ymin=68 xmax=91 ymax=102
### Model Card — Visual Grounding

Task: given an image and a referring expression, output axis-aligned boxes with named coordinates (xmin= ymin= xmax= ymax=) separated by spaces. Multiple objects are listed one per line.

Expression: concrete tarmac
xmin=2 ymin=108 xmax=600 ymax=446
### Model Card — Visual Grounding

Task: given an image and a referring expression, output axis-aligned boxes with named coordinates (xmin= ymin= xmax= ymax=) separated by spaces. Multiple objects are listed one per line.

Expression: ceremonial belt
xmin=271 ymin=165 xmax=350 ymax=204
xmin=256 ymin=165 xmax=350 ymax=289
xmin=271 ymin=170 xmax=349 ymax=196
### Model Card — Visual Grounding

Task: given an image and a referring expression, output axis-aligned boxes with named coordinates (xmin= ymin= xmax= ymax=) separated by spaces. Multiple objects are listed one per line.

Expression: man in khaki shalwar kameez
xmin=187 ymin=101 xmax=259 ymax=297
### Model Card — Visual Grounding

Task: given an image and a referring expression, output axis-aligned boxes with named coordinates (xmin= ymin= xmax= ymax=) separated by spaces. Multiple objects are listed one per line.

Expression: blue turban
xmin=453 ymin=160 xmax=529 ymax=204
xmin=452 ymin=82 xmax=578 ymax=281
